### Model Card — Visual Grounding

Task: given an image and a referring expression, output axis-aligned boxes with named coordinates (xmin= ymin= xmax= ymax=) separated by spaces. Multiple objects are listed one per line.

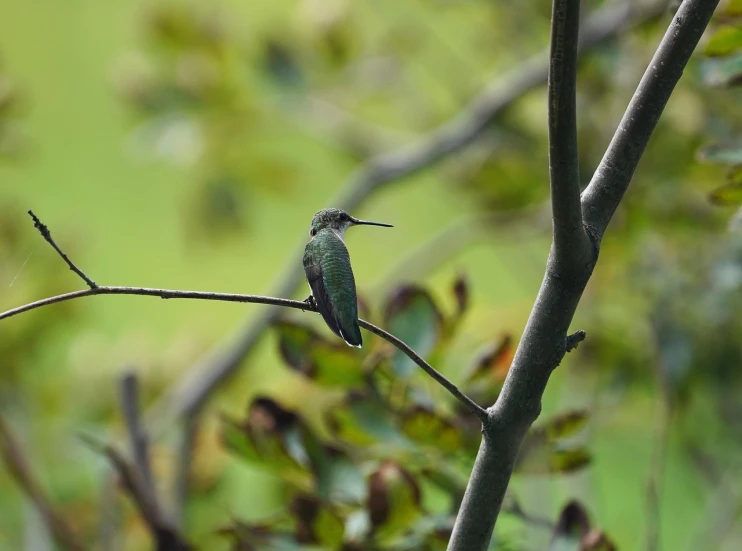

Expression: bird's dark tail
xmin=338 ymin=319 xmax=362 ymax=348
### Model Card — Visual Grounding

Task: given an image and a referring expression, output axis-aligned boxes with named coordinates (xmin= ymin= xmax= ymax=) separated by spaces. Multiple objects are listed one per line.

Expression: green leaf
xmin=516 ymin=410 xmax=591 ymax=474
xmin=368 ymin=461 xmax=421 ymax=542
xmin=291 ymin=495 xmax=344 ymax=547
xmin=221 ymin=415 xmax=262 ymax=464
xmin=305 ymin=442 xmax=365 ymax=504
xmin=275 ymin=321 xmax=365 ymax=387
xmin=464 ymin=334 xmax=514 ymax=385
xmin=705 ymin=26 xmax=742 ymax=57
xmin=709 ymin=181 xmax=742 ymax=206
xmin=698 ymin=143 xmax=742 ymax=165
xmin=542 ymin=409 xmax=590 ymax=441
xmin=220 ymin=397 xmax=318 ymax=485
xmin=401 ymin=406 xmax=462 ymax=453
xmin=383 ymin=286 xmax=443 ymax=377
xmin=724 ymin=0 xmax=742 ymax=16
xmin=516 ymin=446 xmax=591 ymax=475
xmin=549 ymin=449 xmax=592 ymax=473
xmin=219 ymin=521 xmax=314 ymax=551
xmin=701 ymin=53 xmax=742 ymax=86
xmin=327 ymin=392 xmax=407 ymax=447
xmin=547 ymin=501 xmax=590 ymax=551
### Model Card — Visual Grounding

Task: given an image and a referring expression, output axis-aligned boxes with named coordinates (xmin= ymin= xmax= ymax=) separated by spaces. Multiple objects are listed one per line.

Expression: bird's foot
xmin=303 ymin=295 xmax=317 ymax=310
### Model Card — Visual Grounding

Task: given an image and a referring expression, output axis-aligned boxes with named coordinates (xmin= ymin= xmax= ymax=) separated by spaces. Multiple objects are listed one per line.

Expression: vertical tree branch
xmin=448 ymin=1 xmax=720 ymax=550
xmin=0 ymin=416 xmax=84 ymax=551
xmin=548 ymin=0 xmax=593 ymax=270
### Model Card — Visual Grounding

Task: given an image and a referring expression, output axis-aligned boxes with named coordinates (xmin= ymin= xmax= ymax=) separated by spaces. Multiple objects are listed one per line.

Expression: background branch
xmin=119 ymin=372 xmax=157 ymax=507
xmin=173 ymin=412 xmax=198 ymax=528
xmin=0 ymin=416 xmax=84 ymax=551
xmin=447 ymin=1 xmax=720 ymax=550
xmin=79 ymin=434 xmax=190 ymax=550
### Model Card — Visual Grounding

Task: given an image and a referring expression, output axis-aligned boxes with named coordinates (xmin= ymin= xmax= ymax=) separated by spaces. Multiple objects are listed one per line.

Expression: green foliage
xmin=382 ymin=286 xmax=444 ymax=378
xmin=217 ymin=279 xmax=595 ymax=549
xmin=276 ymin=321 xmax=366 ymax=387
xmin=2 ymin=0 xmax=741 ymax=548
xmin=697 ymin=4 xmax=742 ymax=223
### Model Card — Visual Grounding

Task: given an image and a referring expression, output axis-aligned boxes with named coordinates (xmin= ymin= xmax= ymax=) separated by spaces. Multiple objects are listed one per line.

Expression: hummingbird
xmin=303 ymin=208 xmax=393 ymax=347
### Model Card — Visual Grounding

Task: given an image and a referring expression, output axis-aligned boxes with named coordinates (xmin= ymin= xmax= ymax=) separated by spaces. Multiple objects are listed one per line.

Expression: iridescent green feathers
xmin=303 ymin=208 xmax=393 ymax=348
xmin=304 ymin=230 xmax=363 ymax=347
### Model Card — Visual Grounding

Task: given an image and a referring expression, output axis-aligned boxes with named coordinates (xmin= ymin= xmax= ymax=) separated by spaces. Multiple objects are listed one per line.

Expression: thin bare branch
xmin=4 ymin=209 xmax=487 ymax=420
xmin=143 ymin=0 xmax=669 ymax=437
xmin=565 ymin=330 xmax=586 ymax=352
xmin=0 ymin=286 xmax=310 ymax=321
xmin=0 ymin=416 xmax=84 ymax=551
xmin=359 ymin=320 xmax=489 ymax=423
xmin=548 ymin=0 xmax=592 ymax=269
xmin=119 ymin=373 xmax=157 ymax=505
xmin=28 ymin=210 xmax=97 ymax=289
xmin=448 ymin=2 xmax=720 ymax=550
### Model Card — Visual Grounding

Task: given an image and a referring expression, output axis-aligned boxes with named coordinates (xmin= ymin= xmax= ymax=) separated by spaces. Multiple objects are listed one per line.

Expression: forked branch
xmin=447 ymin=1 xmax=720 ymax=550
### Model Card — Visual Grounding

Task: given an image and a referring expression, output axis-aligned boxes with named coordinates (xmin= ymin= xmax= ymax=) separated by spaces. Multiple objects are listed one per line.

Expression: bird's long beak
xmin=350 ymin=216 xmax=393 ymax=228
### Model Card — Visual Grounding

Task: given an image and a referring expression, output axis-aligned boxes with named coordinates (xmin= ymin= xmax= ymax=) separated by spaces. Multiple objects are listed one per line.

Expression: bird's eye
xmin=310 ymin=228 xmax=317 ymax=237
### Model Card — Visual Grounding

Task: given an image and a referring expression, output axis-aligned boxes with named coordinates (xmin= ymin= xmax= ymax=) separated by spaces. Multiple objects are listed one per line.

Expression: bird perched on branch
xmin=303 ymin=208 xmax=393 ymax=347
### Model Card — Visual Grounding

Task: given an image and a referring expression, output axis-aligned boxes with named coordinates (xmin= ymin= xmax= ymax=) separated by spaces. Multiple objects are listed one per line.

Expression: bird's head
xmin=309 ymin=208 xmax=393 ymax=238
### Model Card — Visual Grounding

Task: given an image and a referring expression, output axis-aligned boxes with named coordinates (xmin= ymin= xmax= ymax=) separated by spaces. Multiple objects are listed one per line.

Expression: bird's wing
xmin=303 ymin=231 xmax=362 ymax=347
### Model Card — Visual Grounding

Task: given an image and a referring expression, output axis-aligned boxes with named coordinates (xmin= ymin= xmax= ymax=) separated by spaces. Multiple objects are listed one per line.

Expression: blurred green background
xmin=1 ymin=0 xmax=742 ymax=549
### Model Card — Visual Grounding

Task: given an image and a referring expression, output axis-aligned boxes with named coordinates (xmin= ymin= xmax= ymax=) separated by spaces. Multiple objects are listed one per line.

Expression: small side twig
xmin=28 ymin=210 xmax=97 ymax=289
xmin=0 ymin=416 xmax=84 ymax=551
xmin=565 ymin=330 xmax=586 ymax=352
